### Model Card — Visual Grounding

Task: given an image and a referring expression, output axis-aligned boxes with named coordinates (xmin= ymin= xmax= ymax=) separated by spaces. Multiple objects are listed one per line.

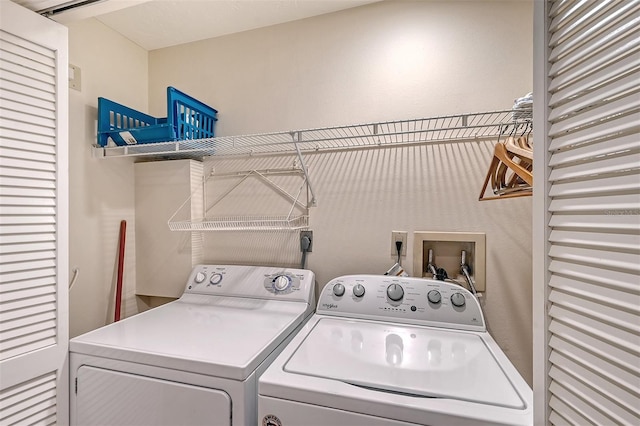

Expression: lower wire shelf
xmin=168 ymin=215 xmax=309 ymax=231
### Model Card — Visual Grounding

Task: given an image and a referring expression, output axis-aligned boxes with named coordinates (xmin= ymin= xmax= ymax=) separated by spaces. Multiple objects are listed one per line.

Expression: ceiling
xmin=13 ymin=0 xmax=380 ymax=50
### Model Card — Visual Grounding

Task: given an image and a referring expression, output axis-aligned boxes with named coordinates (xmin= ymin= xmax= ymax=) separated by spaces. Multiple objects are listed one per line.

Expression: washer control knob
xmin=209 ymin=273 xmax=223 ymax=285
xmin=427 ymin=290 xmax=441 ymax=304
xmin=273 ymin=275 xmax=291 ymax=291
xmin=386 ymin=284 xmax=404 ymax=301
xmin=333 ymin=283 xmax=346 ymax=297
xmin=451 ymin=292 xmax=466 ymax=307
xmin=194 ymin=272 xmax=206 ymax=283
xmin=353 ymin=284 xmax=365 ymax=298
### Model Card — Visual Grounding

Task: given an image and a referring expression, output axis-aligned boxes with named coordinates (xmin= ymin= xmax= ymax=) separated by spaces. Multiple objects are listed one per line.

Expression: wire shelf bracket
xmin=168 ymin=163 xmax=313 ymax=232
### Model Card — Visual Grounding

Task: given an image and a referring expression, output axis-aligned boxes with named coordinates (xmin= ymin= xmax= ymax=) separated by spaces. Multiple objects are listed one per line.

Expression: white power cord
xmin=69 ymin=267 xmax=80 ymax=289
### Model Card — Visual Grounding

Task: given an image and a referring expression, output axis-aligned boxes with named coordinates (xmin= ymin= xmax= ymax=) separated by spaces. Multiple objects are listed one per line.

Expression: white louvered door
xmin=533 ymin=1 xmax=640 ymax=425
xmin=0 ymin=1 xmax=68 ymax=424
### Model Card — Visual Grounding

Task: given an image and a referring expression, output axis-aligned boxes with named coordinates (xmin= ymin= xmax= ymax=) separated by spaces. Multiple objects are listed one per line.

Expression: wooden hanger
xmin=505 ymin=135 xmax=533 ymax=160
xmin=479 ymin=141 xmax=533 ymax=201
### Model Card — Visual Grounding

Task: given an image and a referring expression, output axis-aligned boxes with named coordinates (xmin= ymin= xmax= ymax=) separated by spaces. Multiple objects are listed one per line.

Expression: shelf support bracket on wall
xmin=291 ymin=131 xmax=317 ymax=207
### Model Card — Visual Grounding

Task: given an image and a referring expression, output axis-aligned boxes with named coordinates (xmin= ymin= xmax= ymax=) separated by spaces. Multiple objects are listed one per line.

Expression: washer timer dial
xmin=427 ymin=290 xmax=441 ymax=304
xmin=353 ymin=284 xmax=365 ymax=298
xmin=451 ymin=292 xmax=466 ymax=307
xmin=386 ymin=284 xmax=404 ymax=301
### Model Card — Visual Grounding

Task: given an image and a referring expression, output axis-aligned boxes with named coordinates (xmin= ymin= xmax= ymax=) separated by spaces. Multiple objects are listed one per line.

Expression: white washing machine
xmin=69 ymin=264 xmax=315 ymax=426
xmin=258 ymin=275 xmax=532 ymax=426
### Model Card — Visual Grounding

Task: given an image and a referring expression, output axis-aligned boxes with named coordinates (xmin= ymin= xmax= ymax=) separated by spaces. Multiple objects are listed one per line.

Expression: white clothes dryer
xmin=259 ymin=275 xmax=532 ymax=426
xmin=70 ymin=264 xmax=315 ymax=426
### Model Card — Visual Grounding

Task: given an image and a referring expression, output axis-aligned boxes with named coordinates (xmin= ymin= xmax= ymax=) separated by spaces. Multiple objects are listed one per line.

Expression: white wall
xmin=148 ymin=0 xmax=534 ymax=385
xmin=67 ymin=18 xmax=147 ymax=337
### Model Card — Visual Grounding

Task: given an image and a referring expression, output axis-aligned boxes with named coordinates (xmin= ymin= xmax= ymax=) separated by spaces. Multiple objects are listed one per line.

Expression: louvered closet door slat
xmin=0 ymin=176 xmax=56 ymax=189
xmin=0 ymin=80 xmax=55 ymax=104
xmin=0 ymin=31 xmax=56 ymax=61
xmin=549 ymin=50 xmax=639 ymax=107
xmin=549 ymin=290 xmax=639 ymax=332
xmin=549 ymin=368 xmax=632 ymax=425
xmin=0 ymin=98 xmax=56 ymax=120
xmin=548 ymin=111 xmax=640 ymax=150
xmin=548 ymin=213 xmax=640 ymax=231
xmin=0 ymin=106 xmax=56 ymax=129
xmin=548 ymin=12 xmax=640 ymax=78
xmin=1 ymin=60 xmax=55 ymax=86
xmin=1 ymin=138 xmax=56 ymax=155
xmin=549 ymin=92 xmax=640 ymax=136
xmin=549 ymin=336 xmax=640 ymax=396
xmin=2 ymin=140 xmax=57 ymax=156
xmin=549 ymin=0 xmax=574 ymax=19
xmin=2 ymin=275 xmax=56 ymax=293
xmin=549 ymin=1 xmax=638 ymax=61
xmin=549 ymin=173 xmax=640 ymax=197
xmin=0 ymin=87 xmax=56 ymax=111
xmin=549 ymin=245 xmax=639 ymax=273
xmin=549 ymin=320 xmax=638 ymax=374
xmin=0 ymin=128 xmax=56 ymax=146
xmin=0 ymin=146 xmax=56 ymax=164
xmin=0 ymin=68 xmax=56 ymax=94
xmin=549 ymin=155 xmax=640 ymax=182
xmin=549 ymin=260 xmax=638 ymax=293
xmin=550 ymin=274 xmax=639 ymax=315
xmin=0 ymin=214 xmax=56 ymax=224
xmin=0 ymin=48 xmax=55 ymax=76
xmin=0 ymin=301 xmax=55 ymax=324
xmin=0 ymin=241 xmax=56 ymax=258
xmin=549 ymin=229 xmax=640 ymax=251
xmin=2 ymin=312 xmax=57 ymax=336
xmin=549 ymin=398 xmax=588 ymax=426
xmin=549 ymin=193 xmax=640 ymax=212
xmin=548 ymin=68 xmax=639 ymax=121
xmin=549 ymin=132 xmax=639 ymax=166
xmin=548 ymin=0 xmax=595 ymax=34
xmin=550 ymin=352 xmax=640 ymax=421
xmin=545 ymin=2 xmax=640 ymax=423
xmin=0 ymin=373 xmax=57 ymax=424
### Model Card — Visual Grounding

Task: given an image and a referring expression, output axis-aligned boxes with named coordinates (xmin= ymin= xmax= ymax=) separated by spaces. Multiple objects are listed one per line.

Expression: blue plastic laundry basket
xmin=97 ymin=87 xmax=218 ymax=147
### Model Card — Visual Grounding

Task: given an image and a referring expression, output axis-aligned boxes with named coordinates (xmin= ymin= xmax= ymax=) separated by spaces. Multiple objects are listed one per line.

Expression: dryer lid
xmin=71 ymin=297 xmax=310 ymax=380
xmin=283 ymin=318 xmax=526 ymax=409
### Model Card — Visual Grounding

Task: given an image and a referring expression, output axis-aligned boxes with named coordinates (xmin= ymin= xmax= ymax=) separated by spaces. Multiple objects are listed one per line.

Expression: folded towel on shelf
xmin=512 ymin=92 xmax=533 ymax=120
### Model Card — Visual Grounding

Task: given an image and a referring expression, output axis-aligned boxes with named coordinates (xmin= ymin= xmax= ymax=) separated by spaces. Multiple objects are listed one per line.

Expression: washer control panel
xmin=317 ymin=275 xmax=485 ymax=331
xmin=183 ymin=264 xmax=315 ymax=303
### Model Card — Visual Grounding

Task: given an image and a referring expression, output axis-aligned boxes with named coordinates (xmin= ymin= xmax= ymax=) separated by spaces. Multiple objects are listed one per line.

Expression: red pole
xmin=114 ymin=220 xmax=126 ymax=322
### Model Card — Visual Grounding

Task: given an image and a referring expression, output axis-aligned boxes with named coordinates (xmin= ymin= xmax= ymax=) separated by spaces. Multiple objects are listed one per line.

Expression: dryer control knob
xmin=386 ymin=284 xmax=404 ymax=301
xmin=273 ymin=275 xmax=291 ymax=291
xmin=353 ymin=284 xmax=365 ymax=298
xmin=427 ymin=290 xmax=441 ymax=304
xmin=333 ymin=283 xmax=345 ymax=297
xmin=209 ymin=273 xmax=223 ymax=285
xmin=194 ymin=272 xmax=206 ymax=283
xmin=451 ymin=292 xmax=466 ymax=307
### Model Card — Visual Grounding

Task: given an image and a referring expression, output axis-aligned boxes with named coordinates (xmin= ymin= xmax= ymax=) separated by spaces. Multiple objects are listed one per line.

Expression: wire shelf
xmin=94 ymin=109 xmax=532 ymax=159
xmin=168 ymin=215 xmax=309 ymax=231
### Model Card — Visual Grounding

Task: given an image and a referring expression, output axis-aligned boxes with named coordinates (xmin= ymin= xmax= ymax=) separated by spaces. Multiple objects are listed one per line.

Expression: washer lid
xmin=70 ymin=296 xmax=310 ymax=380
xmin=283 ymin=318 xmax=525 ymax=409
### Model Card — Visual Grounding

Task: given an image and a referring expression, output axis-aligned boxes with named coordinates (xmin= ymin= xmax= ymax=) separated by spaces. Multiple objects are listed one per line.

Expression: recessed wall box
xmin=412 ymin=231 xmax=486 ymax=292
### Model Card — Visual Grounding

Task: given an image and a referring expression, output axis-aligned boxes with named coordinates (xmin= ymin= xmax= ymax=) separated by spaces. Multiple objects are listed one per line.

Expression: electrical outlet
xmin=300 ymin=230 xmax=313 ymax=253
xmin=390 ymin=231 xmax=407 ymax=256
